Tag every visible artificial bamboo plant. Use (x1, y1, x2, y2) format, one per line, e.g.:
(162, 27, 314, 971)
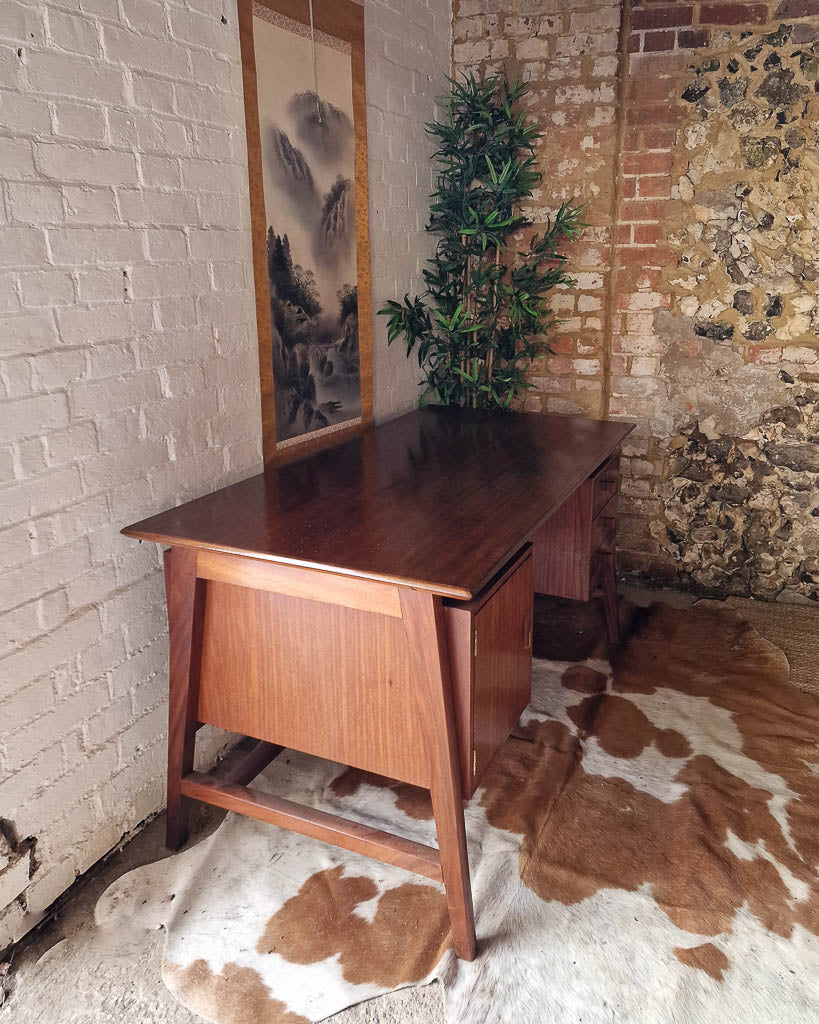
(378, 74, 583, 410)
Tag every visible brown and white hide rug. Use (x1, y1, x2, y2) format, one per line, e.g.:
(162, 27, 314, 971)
(96, 602, 819, 1024)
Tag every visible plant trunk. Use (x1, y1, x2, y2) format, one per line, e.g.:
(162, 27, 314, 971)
(485, 245, 501, 398)
(461, 234, 472, 408)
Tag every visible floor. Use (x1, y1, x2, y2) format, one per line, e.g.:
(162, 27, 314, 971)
(619, 583, 819, 696)
(2, 586, 817, 1023)
(1, 763, 446, 1024)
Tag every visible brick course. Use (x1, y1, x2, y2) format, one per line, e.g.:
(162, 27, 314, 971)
(453, 0, 819, 590)
(455, 0, 624, 420)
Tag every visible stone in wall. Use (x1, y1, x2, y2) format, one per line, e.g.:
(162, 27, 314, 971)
(658, 310, 792, 437)
(668, 24, 819, 351)
(655, 21, 819, 599)
(664, 382, 819, 601)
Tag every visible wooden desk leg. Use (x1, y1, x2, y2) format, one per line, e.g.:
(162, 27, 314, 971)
(163, 546, 206, 851)
(401, 588, 477, 962)
(599, 554, 620, 646)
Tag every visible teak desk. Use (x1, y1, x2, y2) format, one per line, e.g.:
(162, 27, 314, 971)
(123, 407, 633, 960)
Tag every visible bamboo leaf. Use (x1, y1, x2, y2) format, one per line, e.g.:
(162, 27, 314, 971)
(376, 71, 582, 413)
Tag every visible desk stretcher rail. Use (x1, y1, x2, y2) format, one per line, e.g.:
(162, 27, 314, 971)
(181, 770, 444, 882)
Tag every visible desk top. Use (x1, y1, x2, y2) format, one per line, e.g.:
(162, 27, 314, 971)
(123, 407, 633, 600)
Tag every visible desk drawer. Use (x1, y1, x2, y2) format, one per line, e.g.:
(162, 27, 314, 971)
(532, 445, 624, 602)
(446, 546, 533, 797)
(592, 510, 616, 555)
(592, 454, 619, 518)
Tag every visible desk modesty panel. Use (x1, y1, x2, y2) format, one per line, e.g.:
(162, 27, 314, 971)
(123, 407, 634, 600)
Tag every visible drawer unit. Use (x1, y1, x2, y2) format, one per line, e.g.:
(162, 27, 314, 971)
(531, 451, 621, 602)
(591, 500, 616, 555)
(445, 546, 533, 797)
(592, 454, 619, 517)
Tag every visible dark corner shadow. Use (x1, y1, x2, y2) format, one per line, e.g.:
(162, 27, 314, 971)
(533, 593, 642, 663)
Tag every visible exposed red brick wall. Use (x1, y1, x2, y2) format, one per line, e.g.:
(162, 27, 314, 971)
(454, 0, 819, 600)
(454, 0, 624, 420)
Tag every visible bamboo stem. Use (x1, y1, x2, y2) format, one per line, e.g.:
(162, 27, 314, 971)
(485, 245, 501, 395)
(461, 233, 471, 408)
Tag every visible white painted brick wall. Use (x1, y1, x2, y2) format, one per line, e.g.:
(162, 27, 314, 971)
(365, 0, 450, 420)
(0, 0, 452, 950)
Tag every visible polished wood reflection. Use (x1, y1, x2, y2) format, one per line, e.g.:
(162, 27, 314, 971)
(124, 407, 633, 599)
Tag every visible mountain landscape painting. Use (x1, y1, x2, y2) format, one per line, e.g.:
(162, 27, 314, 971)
(250, 4, 362, 446)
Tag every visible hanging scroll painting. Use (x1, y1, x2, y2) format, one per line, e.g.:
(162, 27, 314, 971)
(238, 0, 372, 462)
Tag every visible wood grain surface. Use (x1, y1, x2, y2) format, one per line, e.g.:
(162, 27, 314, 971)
(197, 578, 432, 787)
(400, 586, 477, 961)
(197, 548, 403, 617)
(163, 546, 206, 851)
(123, 407, 633, 599)
(181, 771, 443, 881)
(444, 546, 533, 795)
(472, 552, 532, 787)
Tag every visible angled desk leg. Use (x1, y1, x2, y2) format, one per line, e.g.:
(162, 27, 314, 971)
(163, 546, 206, 851)
(600, 554, 620, 646)
(593, 553, 620, 646)
(401, 588, 477, 962)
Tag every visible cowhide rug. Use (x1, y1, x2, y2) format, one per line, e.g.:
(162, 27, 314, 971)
(96, 602, 819, 1024)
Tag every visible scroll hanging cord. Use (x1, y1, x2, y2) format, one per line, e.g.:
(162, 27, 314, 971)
(308, 0, 322, 125)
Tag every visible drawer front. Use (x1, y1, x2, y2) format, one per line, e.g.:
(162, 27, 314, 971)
(471, 551, 533, 793)
(590, 549, 613, 587)
(532, 446, 623, 602)
(592, 454, 620, 518)
(592, 510, 616, 555)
